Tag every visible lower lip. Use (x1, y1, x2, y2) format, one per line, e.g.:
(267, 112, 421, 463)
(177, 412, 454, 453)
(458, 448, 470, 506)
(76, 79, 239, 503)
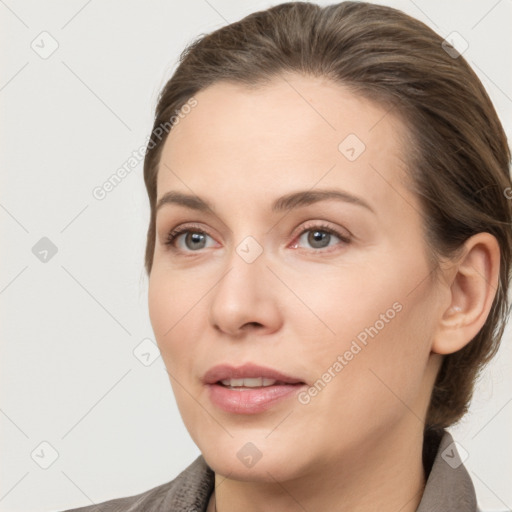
(206, 383, 306, 414)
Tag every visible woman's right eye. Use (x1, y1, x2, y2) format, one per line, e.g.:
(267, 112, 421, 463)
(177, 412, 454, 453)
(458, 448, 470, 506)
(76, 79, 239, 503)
(165, 228, 217, 252)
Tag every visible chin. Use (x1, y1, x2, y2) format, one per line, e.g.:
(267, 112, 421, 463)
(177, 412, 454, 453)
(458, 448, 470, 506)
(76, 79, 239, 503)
(203, 451, 299, 482)
(196, 434, 305, 482)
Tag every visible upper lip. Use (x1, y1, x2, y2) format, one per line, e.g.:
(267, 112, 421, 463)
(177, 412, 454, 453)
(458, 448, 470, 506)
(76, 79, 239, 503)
(202, 363, 305, 385)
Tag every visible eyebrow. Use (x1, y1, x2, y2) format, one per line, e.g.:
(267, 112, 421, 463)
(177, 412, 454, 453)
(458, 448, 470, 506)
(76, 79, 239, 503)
(156, 188, 375, 215)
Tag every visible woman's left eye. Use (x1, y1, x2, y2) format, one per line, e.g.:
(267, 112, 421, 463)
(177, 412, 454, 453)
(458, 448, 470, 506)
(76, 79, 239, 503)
(293, 224, 351, 251)
(164, 223, 351, 254)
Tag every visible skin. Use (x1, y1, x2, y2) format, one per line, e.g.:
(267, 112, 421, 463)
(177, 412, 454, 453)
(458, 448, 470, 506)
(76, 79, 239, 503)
(148, 73, 500, 512)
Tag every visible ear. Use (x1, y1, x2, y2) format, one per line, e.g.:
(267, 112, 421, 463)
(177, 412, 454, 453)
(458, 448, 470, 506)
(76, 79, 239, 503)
(432, 232, 501, 355)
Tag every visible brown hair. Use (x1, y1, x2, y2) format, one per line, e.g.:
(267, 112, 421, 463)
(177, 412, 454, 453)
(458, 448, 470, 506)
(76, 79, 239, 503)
(142, 1, 512, 428)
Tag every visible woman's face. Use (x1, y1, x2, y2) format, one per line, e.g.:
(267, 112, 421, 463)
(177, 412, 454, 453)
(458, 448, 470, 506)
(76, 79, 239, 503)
(148, 74, 445, 481)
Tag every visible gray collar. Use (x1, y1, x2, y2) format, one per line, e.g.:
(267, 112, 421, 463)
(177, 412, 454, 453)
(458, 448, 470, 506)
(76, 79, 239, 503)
(417, 429, 477, 511)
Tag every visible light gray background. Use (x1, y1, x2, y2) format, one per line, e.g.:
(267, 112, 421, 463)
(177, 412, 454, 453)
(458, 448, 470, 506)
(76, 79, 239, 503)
(1, 1, 511, 511)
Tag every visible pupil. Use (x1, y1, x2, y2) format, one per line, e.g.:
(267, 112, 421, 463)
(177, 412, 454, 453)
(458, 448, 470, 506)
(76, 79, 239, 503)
(187, 232, 205, 249)
(308, 230, 330, 248)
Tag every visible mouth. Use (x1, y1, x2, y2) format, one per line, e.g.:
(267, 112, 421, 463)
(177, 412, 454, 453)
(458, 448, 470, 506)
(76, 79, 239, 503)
(202, 362, 305, 385)
(203, 363, 307, 414)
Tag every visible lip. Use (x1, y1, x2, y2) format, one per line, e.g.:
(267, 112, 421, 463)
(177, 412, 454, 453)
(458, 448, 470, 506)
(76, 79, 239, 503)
(203, 363, 307, 415)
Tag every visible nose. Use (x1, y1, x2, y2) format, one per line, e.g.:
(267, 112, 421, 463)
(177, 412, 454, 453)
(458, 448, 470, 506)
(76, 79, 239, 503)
(208, 243, 282, 338)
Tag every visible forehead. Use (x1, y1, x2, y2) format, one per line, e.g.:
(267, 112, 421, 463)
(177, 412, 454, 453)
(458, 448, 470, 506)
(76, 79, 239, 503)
(157, 74, 411, 214)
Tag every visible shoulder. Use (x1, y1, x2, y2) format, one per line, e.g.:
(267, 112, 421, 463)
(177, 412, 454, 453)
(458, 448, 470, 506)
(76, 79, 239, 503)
(56, 455, 214, 512)
(59, 479, 174, 512)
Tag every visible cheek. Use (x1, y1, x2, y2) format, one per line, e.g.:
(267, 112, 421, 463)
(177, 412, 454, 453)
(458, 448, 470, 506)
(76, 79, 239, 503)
(148, 263, 206, 333)
(288, 258, 435, 408)
(281, 264, 400, 352)
(148, 272, 176, 341)
(294, 305, 433, 448)
(148, 270, 199, 366)
(148, 269, 213, 434)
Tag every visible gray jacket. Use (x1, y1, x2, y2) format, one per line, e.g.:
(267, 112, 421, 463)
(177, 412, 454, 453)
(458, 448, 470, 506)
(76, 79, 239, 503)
(59, 430, 477, 511)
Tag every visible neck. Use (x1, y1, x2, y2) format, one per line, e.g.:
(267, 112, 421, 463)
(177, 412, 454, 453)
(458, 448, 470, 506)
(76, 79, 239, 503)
(211, 421, 426, 512)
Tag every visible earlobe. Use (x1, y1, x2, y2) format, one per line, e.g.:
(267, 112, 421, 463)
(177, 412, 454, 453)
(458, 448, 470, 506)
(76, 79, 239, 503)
(432, 232, 500, 355)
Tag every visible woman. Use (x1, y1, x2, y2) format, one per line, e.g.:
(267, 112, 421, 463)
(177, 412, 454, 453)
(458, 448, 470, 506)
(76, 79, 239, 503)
(62, 1, 511, 511)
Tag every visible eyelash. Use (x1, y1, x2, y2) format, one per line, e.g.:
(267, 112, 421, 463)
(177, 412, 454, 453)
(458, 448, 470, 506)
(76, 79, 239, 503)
(164, 221, 351, 255)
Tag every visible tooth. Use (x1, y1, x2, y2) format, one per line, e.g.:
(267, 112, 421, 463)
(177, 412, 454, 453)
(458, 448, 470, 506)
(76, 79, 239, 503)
(241, 377, 262, 387)
(219, 377, 279, 387)
(221, 377, 277, 388)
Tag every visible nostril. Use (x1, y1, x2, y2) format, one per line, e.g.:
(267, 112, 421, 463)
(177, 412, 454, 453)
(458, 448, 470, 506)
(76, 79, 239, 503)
(244, 321, 263, 329)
